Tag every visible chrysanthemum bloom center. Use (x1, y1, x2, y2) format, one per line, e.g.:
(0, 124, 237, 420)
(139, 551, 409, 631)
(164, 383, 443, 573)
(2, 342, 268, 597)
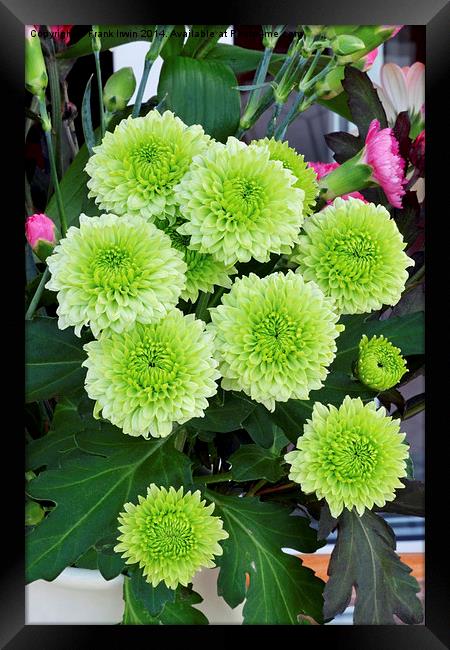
(131, 138, 176, 190)
(222, 177, 264, 220)
(141, 510, 195, 559)
(328, 230, 381, 282)
(127, 340, 179, 392)
(252, 310, 301, 361)
(92, 246, 138, 289)
(322, 430, 378, 483)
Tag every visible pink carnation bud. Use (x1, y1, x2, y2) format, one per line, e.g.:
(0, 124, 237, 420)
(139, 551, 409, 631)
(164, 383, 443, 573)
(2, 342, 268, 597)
(25, 213, 56, 259)
(361, 119, 406, 208)
(410, 130, 425, 177)
(362, 47, 379, 71)
(308, 161, 368, 204)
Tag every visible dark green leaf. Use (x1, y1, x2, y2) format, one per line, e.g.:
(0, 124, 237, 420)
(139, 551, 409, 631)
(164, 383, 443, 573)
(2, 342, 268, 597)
(342, 67, 388, 138)
(25, 318, 92, 403)
(270, 372, 374, 442)
(210, 491, 325, 624)
(58, 25, 156, 59)
(182, 25, 230, 59)
(97, 549, 125, 580)
(190, 392, 256, 433)
(324, 130, 362, 164)
(393, 111, 412, 162)
(160, 25, 185, 59)
(378, 479, 424, 517)
(324, 509, 423, 624)
(318, 504, 338, 540)
(332, 311, 425, 375)
(207, 43, 286, 76)
(242, 404, 277, 448)
(26, 396, 90, 470)
(46, 141, 98, 232)
(122, 575, 207, 624)
(26, 433, 192, 583)
(158, 56, 240, 142)
(228, 440, 287, 483)
(392, 191, 421, 248)
(318, 91, 353, 122)
(81, 74, 95, 155)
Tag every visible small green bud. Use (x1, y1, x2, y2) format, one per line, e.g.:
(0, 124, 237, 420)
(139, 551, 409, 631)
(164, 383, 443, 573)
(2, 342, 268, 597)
(91, 25, 101, 52)
(103, 67, 137, 112)
(303, 25, 325, 37)
(262, 25, 284, 49)
(332, 34, 366, 57)
(25, 26, 48, 99)
(25, 500, 45, 526)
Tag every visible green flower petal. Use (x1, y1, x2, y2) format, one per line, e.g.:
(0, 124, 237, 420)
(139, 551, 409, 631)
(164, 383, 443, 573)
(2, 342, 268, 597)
(291, 197, 414, 314)
(356, 334, 408, 391)
(115, 484, 229, 589)
(156, 217, 237, 303)
(252, 137, 319, 216)
(46, 213, 186, 338)
(208, 271, 344, 411)
(83, 310, 220, 438)
(85, 110, 211, 222)
(174, 137, 305, 266)
(285, 396, 409, 518)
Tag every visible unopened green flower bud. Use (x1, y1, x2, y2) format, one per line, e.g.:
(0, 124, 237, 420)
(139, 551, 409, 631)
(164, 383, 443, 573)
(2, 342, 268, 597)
(303, 25, 325, 37)
(325, 25, 359, 39)
(103, 67, 137, 112)
(91, 25, 101, 52)
(315, 65, 345, 99)
(25, 500, 45, 526)
(332, 34, 366, 57)
(25, 26, 48, 99)
(262, 25, 284, 49)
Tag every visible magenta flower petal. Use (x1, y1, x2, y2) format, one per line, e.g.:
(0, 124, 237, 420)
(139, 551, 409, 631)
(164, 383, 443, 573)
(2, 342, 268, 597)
(362, 119, 406, 208)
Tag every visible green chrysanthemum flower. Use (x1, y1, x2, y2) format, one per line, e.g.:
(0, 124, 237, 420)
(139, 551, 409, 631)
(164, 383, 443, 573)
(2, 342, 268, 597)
(252, 137, 319, 216)
(291, 197, 414, 314)
(174, 137, 305, 266)
(285, 396, 409, 518)
(208, 271, 344, 411)
(115, 485, 229, 589)
(85, 110, 211, 222)
(356, 334, 408, 391)
(83, 309, 220, 437)
(156, 217, 237, 303)
(46, 213, 186, 338)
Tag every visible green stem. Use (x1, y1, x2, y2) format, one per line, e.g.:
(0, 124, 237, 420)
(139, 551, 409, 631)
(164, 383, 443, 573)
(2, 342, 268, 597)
(25, 268, 50, 319)
(208, 286, 226, 309)
(193, 471, 233, 485)
(195, 291, 211, 322)
(47, 38, 63, 178)
(94, 50, 106, 139)
(173, 429, 187, 452)
(239, 46, 273, 133)
(246, 479, 267, 497)
(274, 90, 304, 141)
(38, 98, 68, 237)
(132, 57, 153, 118)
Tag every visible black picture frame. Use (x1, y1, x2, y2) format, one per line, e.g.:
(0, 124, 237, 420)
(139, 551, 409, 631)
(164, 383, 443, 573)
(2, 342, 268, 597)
(3, 0, 448, 646)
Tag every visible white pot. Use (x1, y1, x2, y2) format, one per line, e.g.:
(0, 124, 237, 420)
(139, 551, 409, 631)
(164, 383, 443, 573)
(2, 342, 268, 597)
(26, 566, 244, 625)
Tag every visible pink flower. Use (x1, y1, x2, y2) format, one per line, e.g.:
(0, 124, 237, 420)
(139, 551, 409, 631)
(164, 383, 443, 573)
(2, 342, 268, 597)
(33, 24, 73, 45)
(309, 161, 368, 203)
(361, 47, 379, 71)
(25, 213, 56, 250)
(361, 119, 406, 208)
(375, 62, 425, 126)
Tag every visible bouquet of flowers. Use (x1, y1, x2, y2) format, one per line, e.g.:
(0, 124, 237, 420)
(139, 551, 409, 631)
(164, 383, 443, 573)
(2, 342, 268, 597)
(25, 24, 425, 625)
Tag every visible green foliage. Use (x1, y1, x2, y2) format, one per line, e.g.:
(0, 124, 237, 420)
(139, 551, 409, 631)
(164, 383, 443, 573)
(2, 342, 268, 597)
(342, 66, 388, 138)
(158, 56, 241, 142)
(123, 571, 208, 624)
(181, 25, 230, 59)
(324, 509, 423, 624)
(242, 403, 278, 448)
(210, 491, 325, 624)
(45, 141, 97, 231)
(190, 392, 256, 433)
(25, 318, 92, 403)
(26, 424, 192, 583)
(228, 428, 289, 482)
